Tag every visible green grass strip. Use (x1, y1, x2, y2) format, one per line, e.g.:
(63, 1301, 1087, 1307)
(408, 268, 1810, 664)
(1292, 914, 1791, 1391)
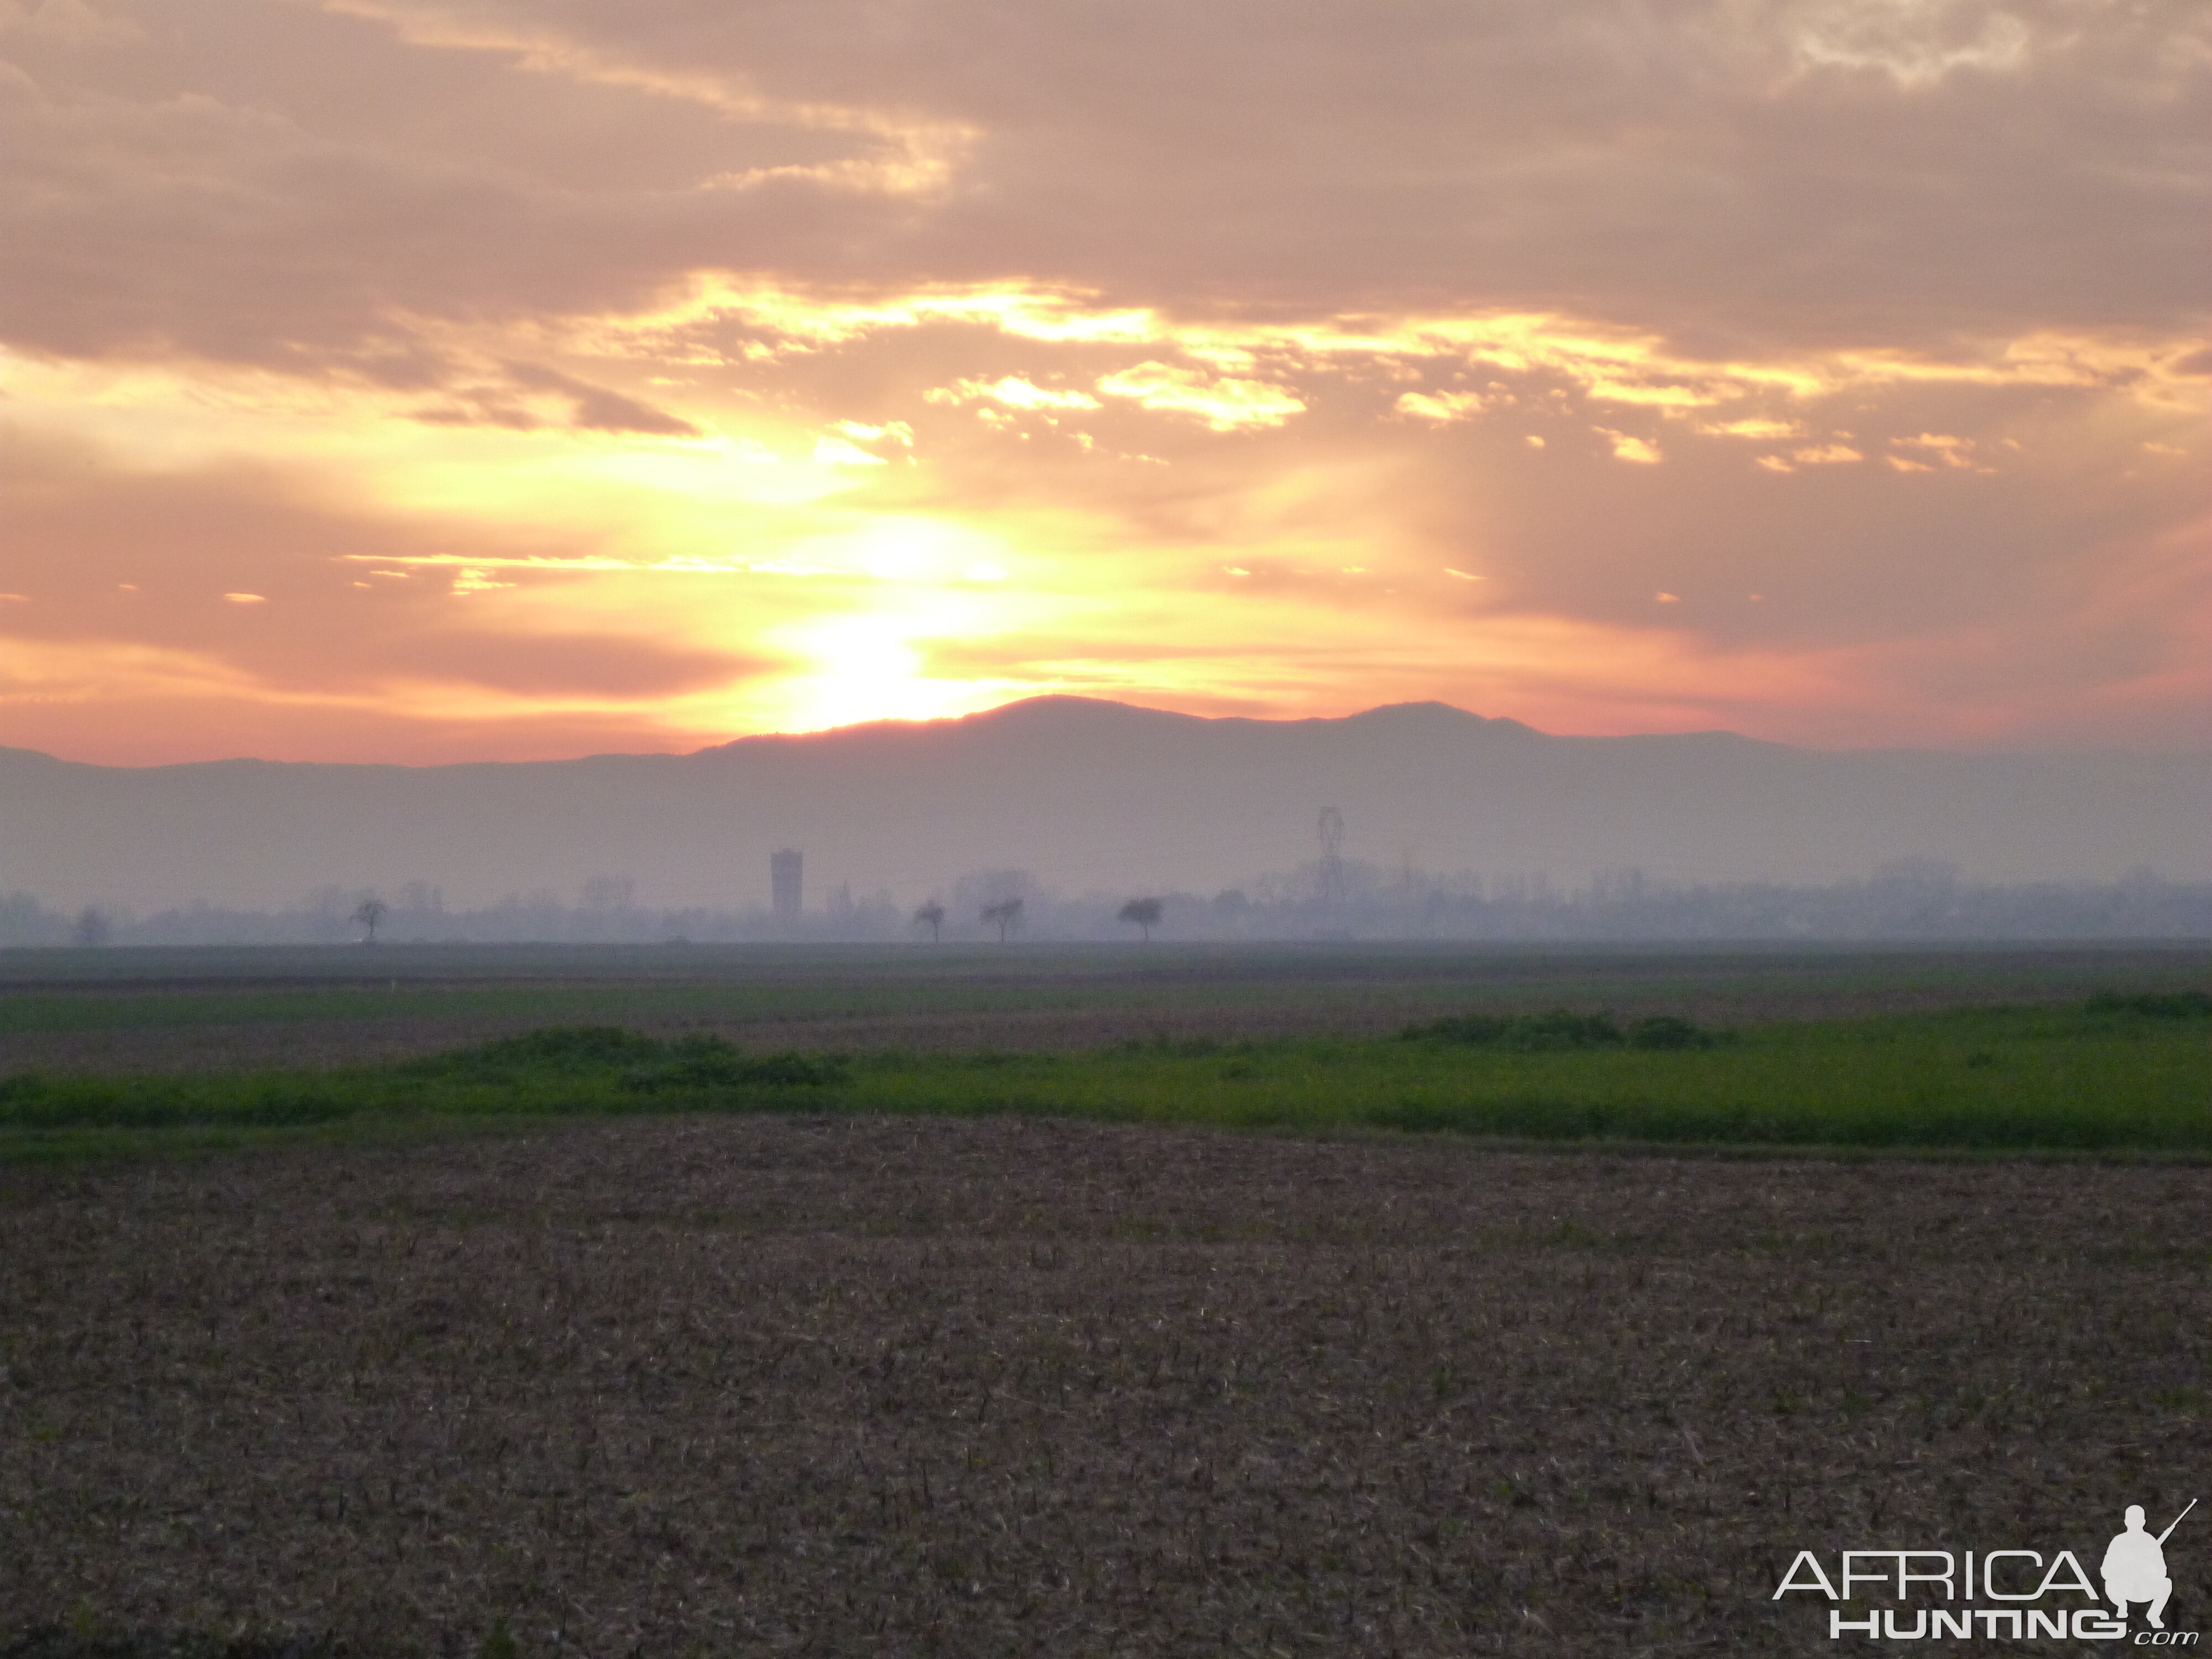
(0, 997, 2204, 1163)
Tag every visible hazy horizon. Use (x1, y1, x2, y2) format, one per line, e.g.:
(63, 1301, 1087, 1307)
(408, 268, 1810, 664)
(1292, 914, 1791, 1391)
(6, 698, 2206, 922)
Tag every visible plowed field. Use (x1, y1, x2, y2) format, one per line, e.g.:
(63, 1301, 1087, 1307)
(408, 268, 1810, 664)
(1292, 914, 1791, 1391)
(3, 1114, 2206, 1657)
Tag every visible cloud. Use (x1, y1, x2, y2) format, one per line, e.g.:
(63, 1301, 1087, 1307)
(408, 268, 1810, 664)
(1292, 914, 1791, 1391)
(1093, 362, 1306, 431)
(1787, 0, 2031, 87)
(1891, 431, 1980, 469)
(404, 362, 700, 434)
(1394, 389, 1488, 425)
(926, 375, 1099, 411)
(1702, 418, 1803, 440)
(0, 427, 774, 733)
(1597, 429, 1662, 465)
(832, 419, 913, 444)
(812, 436, 888, 466)
(0, 0, 2206, 758)
(376, 627, 753, 695)
(3, 0, 2203, 392)
(268, 0, 2208, 350)
(494, 362, 698, 435)
(0, 0, 143, 46)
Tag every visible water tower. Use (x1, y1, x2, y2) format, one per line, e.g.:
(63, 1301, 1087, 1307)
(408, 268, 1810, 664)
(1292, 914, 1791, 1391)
(770, 848, 803, 925)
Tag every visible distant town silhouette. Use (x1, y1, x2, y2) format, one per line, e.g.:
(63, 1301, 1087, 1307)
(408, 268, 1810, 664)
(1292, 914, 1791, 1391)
(3, 698, 2206, 933)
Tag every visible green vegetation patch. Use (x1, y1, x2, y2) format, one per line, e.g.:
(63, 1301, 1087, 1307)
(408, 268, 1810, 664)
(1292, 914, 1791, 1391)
(0, 1027, 847, 1148)
(0, 993, 2204, 1162)
(1400, 1008, 1729, 1050)
(2084, 989, 2212, 1019)
(402, 1025, 853, 1091)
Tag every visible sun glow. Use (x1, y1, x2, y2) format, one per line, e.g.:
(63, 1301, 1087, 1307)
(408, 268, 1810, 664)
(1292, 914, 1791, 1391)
(4, 266, 2205, 763)
(1, 0, 2205, 766)
(761, 602, 1024, 732)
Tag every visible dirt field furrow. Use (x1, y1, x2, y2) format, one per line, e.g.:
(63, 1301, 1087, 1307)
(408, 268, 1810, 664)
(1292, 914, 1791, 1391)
(2, 1117, 2207, 1657)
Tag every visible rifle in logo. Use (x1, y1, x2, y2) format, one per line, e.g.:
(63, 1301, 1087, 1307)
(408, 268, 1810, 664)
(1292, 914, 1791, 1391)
(2105, 1499, 2197, 1631)
(1777, 1501, 2201, 1643)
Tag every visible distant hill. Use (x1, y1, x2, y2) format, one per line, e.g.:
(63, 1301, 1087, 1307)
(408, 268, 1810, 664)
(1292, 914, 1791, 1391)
(2, 697, 2207, 910)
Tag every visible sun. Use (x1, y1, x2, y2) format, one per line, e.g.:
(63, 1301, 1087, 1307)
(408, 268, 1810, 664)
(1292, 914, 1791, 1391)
(748, 521, 1036, 731)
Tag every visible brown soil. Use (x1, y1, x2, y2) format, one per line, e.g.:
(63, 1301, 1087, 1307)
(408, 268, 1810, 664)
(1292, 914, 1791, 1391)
(2, 1117, 2206, 1656)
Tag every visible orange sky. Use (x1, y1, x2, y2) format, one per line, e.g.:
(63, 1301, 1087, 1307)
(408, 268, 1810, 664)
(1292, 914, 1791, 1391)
(2, 0, 2207, 764)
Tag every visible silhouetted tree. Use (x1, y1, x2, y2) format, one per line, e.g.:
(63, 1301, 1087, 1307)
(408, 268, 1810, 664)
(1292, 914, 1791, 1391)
(1117, 896, 1163, 942)
(351, 897, 388, 943)
(913, 900, 946, 942)
(72, 906, 112, 947)
(980, 896, 1023, 943)
(579, 875, 635, 910)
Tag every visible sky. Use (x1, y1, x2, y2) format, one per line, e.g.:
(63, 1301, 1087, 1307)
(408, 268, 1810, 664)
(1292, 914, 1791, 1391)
(1, 0, 2206, 766)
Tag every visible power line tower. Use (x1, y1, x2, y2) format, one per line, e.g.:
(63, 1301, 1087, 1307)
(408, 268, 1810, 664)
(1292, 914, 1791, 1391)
(1316, 807, 1347, 911)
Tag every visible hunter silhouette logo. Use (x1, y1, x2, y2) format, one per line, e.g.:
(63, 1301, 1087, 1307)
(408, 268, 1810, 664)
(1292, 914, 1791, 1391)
(2107, 1500, 2194, 1631)
(1775, 1498, 2199, 1644)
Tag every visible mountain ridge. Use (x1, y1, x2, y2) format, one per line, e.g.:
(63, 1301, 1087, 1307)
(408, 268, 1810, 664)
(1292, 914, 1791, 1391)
(2, 697, 2206, 910)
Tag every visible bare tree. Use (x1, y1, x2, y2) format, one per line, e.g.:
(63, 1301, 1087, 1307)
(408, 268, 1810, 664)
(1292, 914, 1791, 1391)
(71, 906, 112, 947)
(1117, 896, 1163, 942)
(912, 900, 946, 942)
(351, 897, 388, 944)
(980, 896, 1024, 943)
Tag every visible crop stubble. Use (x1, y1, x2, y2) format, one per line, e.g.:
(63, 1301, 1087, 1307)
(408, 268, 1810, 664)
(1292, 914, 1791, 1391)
(1, 1115, 2207, 1657)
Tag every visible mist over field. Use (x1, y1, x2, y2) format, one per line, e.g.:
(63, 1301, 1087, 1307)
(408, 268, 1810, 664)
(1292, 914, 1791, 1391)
(4, 698, 2206, 939)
